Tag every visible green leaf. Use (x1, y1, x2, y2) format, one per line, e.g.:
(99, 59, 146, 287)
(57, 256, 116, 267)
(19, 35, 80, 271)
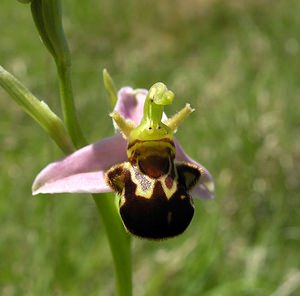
(0, 65, 74, 154)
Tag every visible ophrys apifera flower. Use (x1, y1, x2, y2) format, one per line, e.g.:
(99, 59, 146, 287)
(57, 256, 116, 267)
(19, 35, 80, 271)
(33, 83, 214, 239)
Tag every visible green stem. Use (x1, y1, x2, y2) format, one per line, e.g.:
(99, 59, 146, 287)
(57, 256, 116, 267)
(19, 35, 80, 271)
(31, 0, 86, 148)
(18, 1, 133, 294)
(56, 57, 133, 296)
(56, 62, 86, 148)
(52, 27, 133, 296)
(93, 195, 132, 296)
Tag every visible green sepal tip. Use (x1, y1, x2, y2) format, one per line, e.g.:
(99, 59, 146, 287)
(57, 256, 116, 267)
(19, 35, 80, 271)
(103, 69, 118, 108)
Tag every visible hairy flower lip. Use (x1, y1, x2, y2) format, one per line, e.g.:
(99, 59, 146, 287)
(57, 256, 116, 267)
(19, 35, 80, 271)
(32, 86, 214, 199)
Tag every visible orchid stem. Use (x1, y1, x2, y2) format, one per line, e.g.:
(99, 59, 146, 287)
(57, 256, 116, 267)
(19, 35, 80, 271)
(56, 61, 86, 148)
(93, 195, 132, 296)
(28, 1, 133, 295)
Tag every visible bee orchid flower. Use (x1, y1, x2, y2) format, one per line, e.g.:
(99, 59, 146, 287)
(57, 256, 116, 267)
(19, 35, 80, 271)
(32, 83, 214, 239)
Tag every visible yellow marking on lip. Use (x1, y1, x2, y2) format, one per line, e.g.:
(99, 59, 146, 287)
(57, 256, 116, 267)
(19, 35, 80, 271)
(127, 139, 175, 160)
(129, 165, 155, 199)
(159, 156, 178, 200)
(159, 175, 177, 200)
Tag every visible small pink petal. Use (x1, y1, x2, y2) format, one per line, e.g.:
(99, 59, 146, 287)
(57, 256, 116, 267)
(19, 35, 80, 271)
(32, 135, 127, 195)
(114, 87, 147, 126)
(175, 140, 215, 199)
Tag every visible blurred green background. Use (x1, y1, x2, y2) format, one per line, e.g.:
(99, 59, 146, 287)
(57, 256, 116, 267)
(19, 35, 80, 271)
(1, 0, 300, 295)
